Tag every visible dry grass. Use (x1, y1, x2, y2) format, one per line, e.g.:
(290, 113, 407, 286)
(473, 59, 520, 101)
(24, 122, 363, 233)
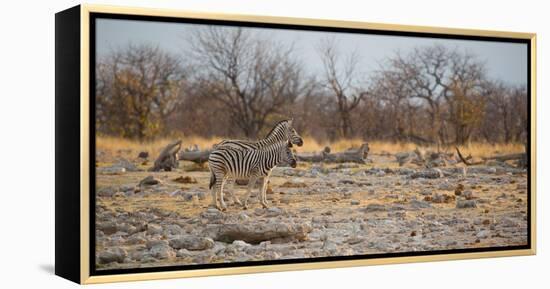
(96, 135, 224, 159)
(96, 135, 524, 159)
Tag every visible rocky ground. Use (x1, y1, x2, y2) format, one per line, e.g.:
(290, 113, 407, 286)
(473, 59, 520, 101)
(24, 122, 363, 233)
(94, 153, 528, 270)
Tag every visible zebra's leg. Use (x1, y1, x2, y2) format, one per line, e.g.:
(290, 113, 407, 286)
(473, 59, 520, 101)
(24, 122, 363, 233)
(242, 176, 257, 210)
(209, 171, 219, 209)
(226, 178, 242, 206)
(219, 176, 228, 211)
(259, 177, 270, 209)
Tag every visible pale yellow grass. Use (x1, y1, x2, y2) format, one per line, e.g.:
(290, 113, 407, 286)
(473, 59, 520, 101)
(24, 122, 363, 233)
(97, 135, 223, 159)
(96, 135, 524, 159)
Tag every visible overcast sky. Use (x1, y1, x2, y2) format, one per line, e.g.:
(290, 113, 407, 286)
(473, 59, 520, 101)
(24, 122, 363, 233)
(96, 18, 528, 85)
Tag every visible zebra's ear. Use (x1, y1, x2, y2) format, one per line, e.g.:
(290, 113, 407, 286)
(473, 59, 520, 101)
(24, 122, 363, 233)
(287, 141, 293, 148)
(288, 118, 294, 125)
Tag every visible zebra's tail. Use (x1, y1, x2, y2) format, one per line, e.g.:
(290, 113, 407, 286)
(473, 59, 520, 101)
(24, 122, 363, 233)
(209, 172, 216, 189)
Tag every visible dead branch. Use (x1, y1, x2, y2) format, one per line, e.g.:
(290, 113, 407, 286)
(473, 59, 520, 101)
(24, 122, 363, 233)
(150, 140, 182, 171)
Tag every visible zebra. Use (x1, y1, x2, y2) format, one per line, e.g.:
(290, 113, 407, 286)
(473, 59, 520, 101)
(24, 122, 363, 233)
(213, 119, 303, 206)
(208, 140, 297, 210)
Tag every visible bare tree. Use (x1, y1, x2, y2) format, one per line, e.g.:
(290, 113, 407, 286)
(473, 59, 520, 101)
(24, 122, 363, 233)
(375, 45, 487, 145)
(317, 38, 366, 138)
(96, 43, 186, 140)
(188, 27, 307, 138)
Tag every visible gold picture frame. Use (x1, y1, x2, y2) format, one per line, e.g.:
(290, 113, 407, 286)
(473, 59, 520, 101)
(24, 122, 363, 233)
(55, 4, 536, 284)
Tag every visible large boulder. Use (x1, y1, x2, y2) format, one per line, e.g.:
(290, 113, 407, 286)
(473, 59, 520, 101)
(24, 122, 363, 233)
(204, 221, 312, 244)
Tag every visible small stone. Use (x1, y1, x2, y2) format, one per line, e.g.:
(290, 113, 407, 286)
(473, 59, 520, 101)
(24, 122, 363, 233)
(456, 200, 477, 209)
(410, 200, 432, 209)
(477, 230, 490, 239)
(146, 239, 169, 249)
(139, 175, 162, 186)
(350, 200, 360, 205)
(410, 168, 443, 179)
(98, 187, 117, 197)
(463, 190, 475, 200)
(375, 171, 386, 177)
(150, 243, 175, 259)
(232, 240, 251, 249)
(126, 234, 147, 245)
(280, 180, 307, 188)
(147, 223, 163, 235)
(97, 248, 127, 264)
(169, 236, 215, 250)
(362, 203, 386, 212)
(138, 151, 149, 158)
(339, 179, 356, 185)
(265, 207, 284, 217)
(431, 193, 455, 204)
(420, 190, 432, 196)
(410, 231, 417, 237)
(201, 208, 224, 220)
(173, 176, 197, 184)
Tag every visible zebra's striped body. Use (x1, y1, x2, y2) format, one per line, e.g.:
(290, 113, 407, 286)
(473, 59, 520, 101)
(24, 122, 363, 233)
(208, 141, 297, 210)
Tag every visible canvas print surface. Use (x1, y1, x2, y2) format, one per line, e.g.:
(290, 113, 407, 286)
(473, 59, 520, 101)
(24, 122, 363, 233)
(93, 16, 530, 271)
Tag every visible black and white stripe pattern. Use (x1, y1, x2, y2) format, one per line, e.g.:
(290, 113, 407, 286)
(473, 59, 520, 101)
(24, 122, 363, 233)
(208, 141, 297, 210)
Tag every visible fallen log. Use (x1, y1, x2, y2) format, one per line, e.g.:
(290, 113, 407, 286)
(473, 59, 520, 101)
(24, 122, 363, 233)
(297, 143, 369, 163)
(484, 153, 525, 162)
(178, 149, 211, 164)
(149, 140, 181, 171)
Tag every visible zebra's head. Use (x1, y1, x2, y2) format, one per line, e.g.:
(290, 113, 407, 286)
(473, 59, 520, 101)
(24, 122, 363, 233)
(285, 119, 304, 147)
(284, 141, 298, 168)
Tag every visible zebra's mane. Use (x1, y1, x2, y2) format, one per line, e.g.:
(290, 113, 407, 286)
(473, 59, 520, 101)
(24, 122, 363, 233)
(263, 119, 291, 140)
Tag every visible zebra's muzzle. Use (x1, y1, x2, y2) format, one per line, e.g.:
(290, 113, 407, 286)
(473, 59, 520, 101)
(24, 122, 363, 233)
(290, 159, 297, 168)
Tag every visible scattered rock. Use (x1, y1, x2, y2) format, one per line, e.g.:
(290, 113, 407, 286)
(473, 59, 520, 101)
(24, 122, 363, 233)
(431, 193, 456, 204)
(139, 175, 162, 186)
(280, 180, 307, 188)
(98, 166, 126, 175)
(350, 200, 360, 205)
(97, 221, 118, 235)
(361, 203, 386, 212)
(410, 168, 443, 179)
(265, 207, 284, 217)
(126, 234, 147, 245)
(138, 151, 149, 159)
(150, 243, 176, 259)
(419, 190, 432, 196)
(339, 179, 355, 185)
(454, 184, 464, 196)
(410, 200, 432, 209)
(205, 222, 312, 244)
(97, 248, 127, 264)
(98, 187, 117, 197)
(173, 176, 198, 184)
(476, 230, 490, 239)
(456, 200, 477, 209)
(463, 190, 475, 200)
(147, 223, 163, 235)
(114, 158, 140, 172)
(169, 236, 215, 250)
